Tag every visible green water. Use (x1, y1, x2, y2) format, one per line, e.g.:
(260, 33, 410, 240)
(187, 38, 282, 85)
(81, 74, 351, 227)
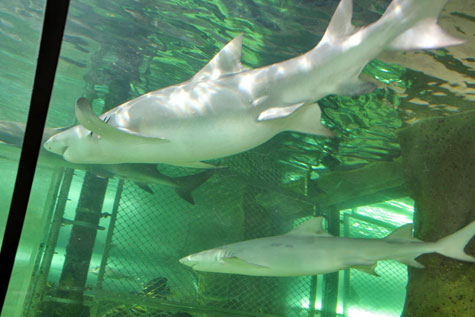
(0, 0, 473, 316)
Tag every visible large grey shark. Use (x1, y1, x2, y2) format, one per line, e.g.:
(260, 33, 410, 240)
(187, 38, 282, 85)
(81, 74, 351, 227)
(179, 217, 475, 276)
(44, 0, 463, 168)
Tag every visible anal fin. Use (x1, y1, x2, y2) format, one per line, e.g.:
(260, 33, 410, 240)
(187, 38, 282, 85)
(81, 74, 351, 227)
(284, 103, 335, 137)
(352, 263, 379, 276)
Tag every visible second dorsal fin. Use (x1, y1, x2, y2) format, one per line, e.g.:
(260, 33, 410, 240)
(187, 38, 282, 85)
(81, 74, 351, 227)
(287, 217, 332, 236)
(319, 0, 355, 45)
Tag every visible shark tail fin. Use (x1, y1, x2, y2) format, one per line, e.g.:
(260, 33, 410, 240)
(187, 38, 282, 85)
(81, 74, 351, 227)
(389, 18, 465, 50)
(173, 169, 214, 204)
(435, 220, 475, 263)
(383, 0, 464, 50)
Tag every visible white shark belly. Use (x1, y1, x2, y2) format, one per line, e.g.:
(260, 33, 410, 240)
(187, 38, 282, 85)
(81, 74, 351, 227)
(91, 84, 282, 164)
(113, 120, 279, 164)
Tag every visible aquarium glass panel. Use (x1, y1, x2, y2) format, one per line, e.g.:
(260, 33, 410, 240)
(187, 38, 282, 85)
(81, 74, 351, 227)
(0, 1, 47, 314)
(2, 0, 473, 316)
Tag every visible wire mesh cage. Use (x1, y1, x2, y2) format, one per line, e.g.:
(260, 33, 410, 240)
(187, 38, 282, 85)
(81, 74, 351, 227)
(76, 160, 413, 317)
(341, 211, 410, 317)
(88, 161, 317, 317)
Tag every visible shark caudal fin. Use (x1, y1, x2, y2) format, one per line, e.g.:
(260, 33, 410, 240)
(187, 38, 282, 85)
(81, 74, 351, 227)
(435, 220, 475, 263)
(383, 0, 465, 50)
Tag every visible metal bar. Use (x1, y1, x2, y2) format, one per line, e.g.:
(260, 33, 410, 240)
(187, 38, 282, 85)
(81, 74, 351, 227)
(350, 211, 399, 229)
(89, 291, 284, 317)
(61, 218, 105, 230)
(342, 213, 351, 317)
(22, 167, 64, 315)
(308, 276, 318, 317)
(25, 168, 74, 316)
(55, 172, 108, 315)
(321, 208, 340, 317)
(0, 0, 70, 310)
(96, 179, 124, 290)
(307, 204, 319, 317)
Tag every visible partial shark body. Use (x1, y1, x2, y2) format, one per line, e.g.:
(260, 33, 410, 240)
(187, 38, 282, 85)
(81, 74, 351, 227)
(0, 120, 211, 204)
(44, 0, 463, 167)
(179, 217, 475, 277)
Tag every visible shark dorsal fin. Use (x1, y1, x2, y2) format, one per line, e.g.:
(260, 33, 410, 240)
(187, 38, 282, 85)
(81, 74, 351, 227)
(192, 33, 247, 81)
(384, 224, 418, 242)
(320, 0, 355, 45)
(288, 217, 331, 236)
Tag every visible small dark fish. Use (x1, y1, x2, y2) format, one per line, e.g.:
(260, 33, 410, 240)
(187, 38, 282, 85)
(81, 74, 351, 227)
(141, 277, 171, 298)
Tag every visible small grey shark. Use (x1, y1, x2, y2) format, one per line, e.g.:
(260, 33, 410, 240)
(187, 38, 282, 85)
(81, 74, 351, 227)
(179, 217, 475, 276)
(43, 0, 463, 168)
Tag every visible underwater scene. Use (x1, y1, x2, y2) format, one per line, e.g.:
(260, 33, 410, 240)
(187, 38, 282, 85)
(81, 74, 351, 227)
(0, 0, 474, 316)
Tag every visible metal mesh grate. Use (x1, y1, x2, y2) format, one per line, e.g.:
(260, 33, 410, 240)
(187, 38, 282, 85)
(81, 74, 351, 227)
(88, 157, 318, 316)
(343, 214, 408, 317)
(86, 158, 411, 317)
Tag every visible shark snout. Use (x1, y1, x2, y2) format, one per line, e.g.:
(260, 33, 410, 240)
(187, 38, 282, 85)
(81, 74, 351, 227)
(179, 255, 193, 267)
(43, 137, 68, 156)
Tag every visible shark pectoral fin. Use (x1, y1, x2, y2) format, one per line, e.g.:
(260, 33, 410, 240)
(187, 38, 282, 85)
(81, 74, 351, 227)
(75, 98, 168, 143)
(134, 182, 154, 194)
(352, 263, 379, 277)
(389, 19, 465, 50)
(166, 161, 221, 169)
(257, 102, 305, 121)
(284, 103, 335, 137)
(222, 257, 269, 269)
